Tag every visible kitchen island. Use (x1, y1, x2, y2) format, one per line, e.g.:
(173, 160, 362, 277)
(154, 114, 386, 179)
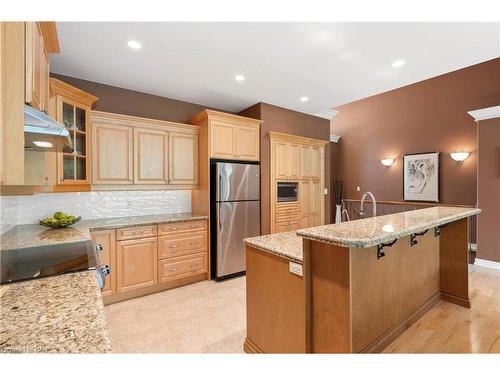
(243, 206, 480, 353)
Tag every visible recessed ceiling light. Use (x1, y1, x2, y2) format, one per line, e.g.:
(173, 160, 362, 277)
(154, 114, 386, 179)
(33, 140, 53, 148)
(234, 74, 245, 82)
(127, 40, 142, 50)
(392, 59, 405, 68)
(300, 96, 309, 102)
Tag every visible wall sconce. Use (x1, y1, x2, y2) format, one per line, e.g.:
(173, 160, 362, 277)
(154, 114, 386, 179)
(450, 151, 470, 162)
(381, 158, 395, 167)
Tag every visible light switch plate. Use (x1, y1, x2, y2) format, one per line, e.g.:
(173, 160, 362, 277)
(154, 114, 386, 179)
(356, 186, 361, 191)
(323, 188, 328, 195)
(289, 261, 303, 277)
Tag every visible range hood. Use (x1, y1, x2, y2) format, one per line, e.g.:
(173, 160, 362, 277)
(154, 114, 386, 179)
(24, 104, 72, 151)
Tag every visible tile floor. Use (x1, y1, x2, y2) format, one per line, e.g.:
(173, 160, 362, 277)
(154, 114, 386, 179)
(105, 265, 500, 353)
(104, 276, 246, 353)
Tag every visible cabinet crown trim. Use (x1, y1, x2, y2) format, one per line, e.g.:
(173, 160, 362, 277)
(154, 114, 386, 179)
(91, 111, 199, 134)
(38, 22, 60, 53)
(190, 109, 263, 127)
(50, 78, 98, 106)
(269, 131, 329, 146)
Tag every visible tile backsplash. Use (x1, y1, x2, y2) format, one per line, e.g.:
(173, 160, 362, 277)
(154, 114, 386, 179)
(0, 190, 191, 230)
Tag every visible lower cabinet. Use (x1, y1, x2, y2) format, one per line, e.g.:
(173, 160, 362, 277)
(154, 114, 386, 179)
(92, 220, 208, 303)
(275, 202, 300, 233)
(116, 237, 158, 293)
(158, 253, 207, 283)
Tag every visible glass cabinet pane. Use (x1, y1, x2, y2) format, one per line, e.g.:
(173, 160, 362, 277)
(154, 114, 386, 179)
(75, 133, 86, 156)
(75, 158, 86, 180)
(63, 155, 75, 180)
(75, 107, 86, 132)
(63, 102, 74, 129)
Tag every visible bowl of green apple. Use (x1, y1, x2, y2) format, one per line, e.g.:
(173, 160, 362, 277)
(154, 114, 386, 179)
(39, 212, 81, 229)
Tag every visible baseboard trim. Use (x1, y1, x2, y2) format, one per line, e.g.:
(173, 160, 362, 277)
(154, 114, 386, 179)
(360, 292, 441, 353)
(243, 338, 264, 353)
(440, 292, 470, 308)
(474, 258, 500, 270)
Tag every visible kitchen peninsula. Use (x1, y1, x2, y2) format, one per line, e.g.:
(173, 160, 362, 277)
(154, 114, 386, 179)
(244, 206, 481, 353)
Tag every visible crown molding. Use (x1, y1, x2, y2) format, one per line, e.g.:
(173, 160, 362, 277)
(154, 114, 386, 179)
(269, 131, 329, 146)
(467, 105, 500, 122)
(190, 109, 263, 127)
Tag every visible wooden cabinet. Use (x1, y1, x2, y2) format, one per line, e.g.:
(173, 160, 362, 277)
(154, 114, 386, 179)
(48, 79, 98, 189)
(25, 22, 49, 112)
(92, 122, 133, 184)
(235, 124, 260, 161)
(1, 22, 58, 186)
(116, 237, 158, 293)
(98, 219, 208, 304)
(274, 202, 300, 233)
(91, 111, 199, 188)
(270, 132, 327, 233)
(134, 128, 168, 184)
(169, 132, 198, 185)
(190, 110, 262, 161)
(91, 230, 117, 297)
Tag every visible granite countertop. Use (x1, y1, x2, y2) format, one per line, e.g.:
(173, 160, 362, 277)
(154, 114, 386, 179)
(0, 213, 208, 251)
(297, 206, 481, 248)
(244, 231, 303, 263)
(0, 271, 112, 353)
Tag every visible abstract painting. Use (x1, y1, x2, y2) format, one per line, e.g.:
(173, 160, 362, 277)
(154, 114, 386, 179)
(403, 152, 439, 202)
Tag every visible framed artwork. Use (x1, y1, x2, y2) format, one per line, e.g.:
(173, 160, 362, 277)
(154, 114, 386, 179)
(403, 152, 440, 202)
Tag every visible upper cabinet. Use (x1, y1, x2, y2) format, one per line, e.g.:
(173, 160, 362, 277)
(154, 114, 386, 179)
(49, 78, 98, 188)
(134, 128, 168, 184)
(0, 22, 59, 186)
(91, 111, 199, 188)
(25, 22, 59, 113)
(190, 110, 262, 161)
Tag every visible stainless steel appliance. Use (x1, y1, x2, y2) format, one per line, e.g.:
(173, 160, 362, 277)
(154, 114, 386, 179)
(277, 182, 298, 202)
(0, 240, 110, 288)
(211, 161, 260, 280)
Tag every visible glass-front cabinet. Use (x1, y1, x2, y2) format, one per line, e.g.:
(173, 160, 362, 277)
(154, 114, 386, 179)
(50, 78, 98, 189)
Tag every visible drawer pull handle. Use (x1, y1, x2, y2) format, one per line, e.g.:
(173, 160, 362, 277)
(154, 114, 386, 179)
(189, 242, 198, 245)
(169, 227, 177, 231)
(170, 244, 179, 248)
(169, 267, 178, 272)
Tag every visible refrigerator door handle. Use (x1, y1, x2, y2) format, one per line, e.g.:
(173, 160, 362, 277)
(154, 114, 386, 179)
(218, 203, 222, 231)
(219, 173, 223, 203)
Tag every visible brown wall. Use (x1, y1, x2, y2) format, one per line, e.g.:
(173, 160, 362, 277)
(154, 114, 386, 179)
(331, 58, 500, 207)
(51, 74, 222, 123)
(477, 117, 500, 262)
(239, 103, 331, 234)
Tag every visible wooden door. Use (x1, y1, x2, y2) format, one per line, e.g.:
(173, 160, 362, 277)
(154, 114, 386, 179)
(299, 180, 310, 229)
(300, 145, 311, 179)
(134, 128, 168, 184)
(91, 230, 116, 297)
(310, 146, 321, 180)
(287, 143, 300, 179)
(308, 180, 322, 227)
(169, 132, 198, 185)
(92, 123, 133, 184)
(210, 120, 235, 159)
(274, 141, 288, 180)
(116, 237, 158, 293)
(235, 125, 260, 161)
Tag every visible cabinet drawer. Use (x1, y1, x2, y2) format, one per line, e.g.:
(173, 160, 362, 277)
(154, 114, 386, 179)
(158, 253, 207, 283)
(116, 225, 157, 241)
(276, 203, 299, 215)
(158, 232, 207, 260)
(276, 211, 300, 223)
(158, 220, 207, 236)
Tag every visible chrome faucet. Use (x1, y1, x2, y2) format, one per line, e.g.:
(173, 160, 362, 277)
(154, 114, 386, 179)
(341, 208, 350, 222)
(360, 191, 377, 218)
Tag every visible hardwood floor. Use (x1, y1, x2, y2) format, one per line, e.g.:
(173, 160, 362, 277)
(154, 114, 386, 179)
(104, 265, 500, 353)
(384, 265, 500, 353)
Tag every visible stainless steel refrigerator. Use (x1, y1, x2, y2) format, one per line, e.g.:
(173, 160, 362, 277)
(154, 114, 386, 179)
(211, 161, 260, 280)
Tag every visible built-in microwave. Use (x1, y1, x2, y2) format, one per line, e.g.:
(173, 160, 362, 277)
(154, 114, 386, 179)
(277, 182, 298, 202)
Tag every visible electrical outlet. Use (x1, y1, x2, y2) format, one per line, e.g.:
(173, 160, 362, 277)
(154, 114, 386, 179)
(323, 188, 328, 195)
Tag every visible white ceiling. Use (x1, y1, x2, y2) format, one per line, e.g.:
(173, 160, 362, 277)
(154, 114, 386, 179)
(51, 22, 500, 118)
